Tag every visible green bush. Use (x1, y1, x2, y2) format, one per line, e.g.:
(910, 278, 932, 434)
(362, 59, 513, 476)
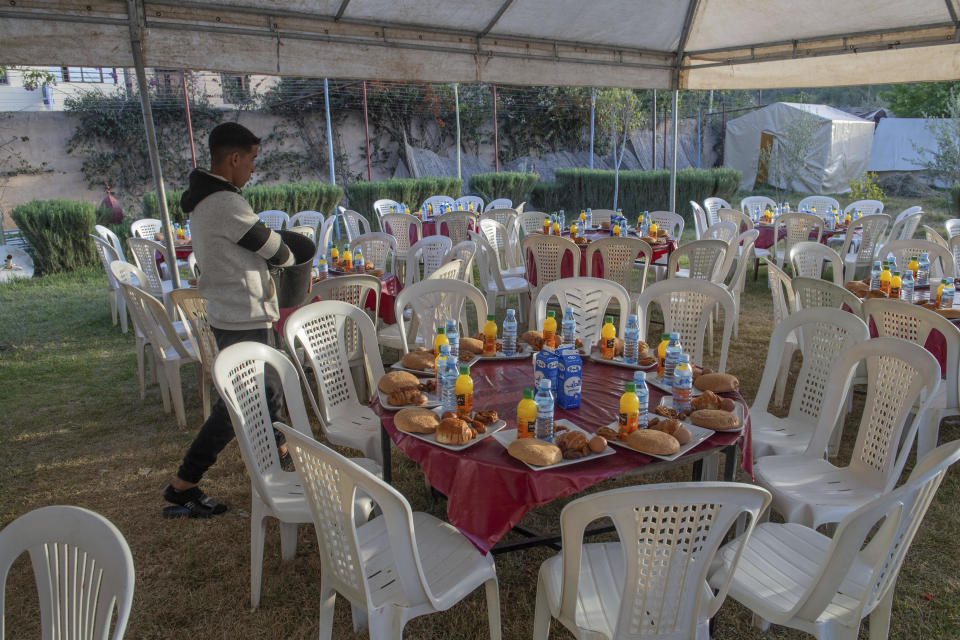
(10, 200, 98, 275)
(345, 177, 462, 228)
(144, 182, 344, 224)
(468, 172, 539, 207)
(711, 168, 741, 203)
(530, 181, 563, 212)
(142, 189, 187, 223)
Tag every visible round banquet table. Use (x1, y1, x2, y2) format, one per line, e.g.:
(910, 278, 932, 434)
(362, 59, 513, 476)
(754, 223, 848, 251)
(374, 355, 753, 553)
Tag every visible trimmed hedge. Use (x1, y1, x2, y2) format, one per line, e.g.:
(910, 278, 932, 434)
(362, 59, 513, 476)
(345, 177, 462, 228)
(10, 200, 97, 275)
(528, 168, 742, 223)
(469, 172, 539, 208)
(143, 182, 344, 224)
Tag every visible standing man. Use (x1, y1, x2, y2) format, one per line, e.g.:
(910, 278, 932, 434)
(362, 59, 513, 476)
(164, 122, 292, 517)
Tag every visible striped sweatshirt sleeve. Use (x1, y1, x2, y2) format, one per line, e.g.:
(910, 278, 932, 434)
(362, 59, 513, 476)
(236, 221, 295, 267)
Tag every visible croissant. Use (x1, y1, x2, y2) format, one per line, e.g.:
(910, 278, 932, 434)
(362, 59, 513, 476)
(691, 390, 722, 411)
(387, 388, 428, 406)
(649, 418, 692, 444)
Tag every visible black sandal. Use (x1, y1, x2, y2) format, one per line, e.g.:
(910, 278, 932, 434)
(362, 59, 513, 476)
(164, 485, 229, 516)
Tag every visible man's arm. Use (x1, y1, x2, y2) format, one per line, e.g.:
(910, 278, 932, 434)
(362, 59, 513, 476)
(236, 222, 295, 267)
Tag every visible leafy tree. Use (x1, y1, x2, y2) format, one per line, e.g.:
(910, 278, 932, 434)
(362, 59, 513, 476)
(883, 82, 960, 117)
(757, 109, 822, 200)
(596, 89, 646, 210)
(910, 87, 960, 187)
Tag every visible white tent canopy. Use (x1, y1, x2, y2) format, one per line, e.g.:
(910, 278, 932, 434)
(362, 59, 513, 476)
(724, 102, 875, 194)
(2, 0, 959, 90)
(869, 117, 944, 171)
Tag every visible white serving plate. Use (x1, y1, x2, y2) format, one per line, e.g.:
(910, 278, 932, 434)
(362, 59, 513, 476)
(602, 417, 715, 462)
(377, 387, 440, 411)
(476, 342, 533, 360)
(657, 396, 744, 433)
(492, 420, 616, 471)
(588, 350, 657, 370)
(390, 353, 480, 375)
(397, 408, 506, 451)
(643, 370, 704, 397)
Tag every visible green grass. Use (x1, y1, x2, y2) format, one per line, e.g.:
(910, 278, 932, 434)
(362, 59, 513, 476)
(1, 254, 959, 638)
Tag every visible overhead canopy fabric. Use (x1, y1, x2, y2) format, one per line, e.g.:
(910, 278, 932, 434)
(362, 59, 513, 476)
(1, 0, 959, 89)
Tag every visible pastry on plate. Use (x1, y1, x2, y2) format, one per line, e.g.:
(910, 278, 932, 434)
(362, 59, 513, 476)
(394, 408, 441, 434)
(378, 370, 421, 394)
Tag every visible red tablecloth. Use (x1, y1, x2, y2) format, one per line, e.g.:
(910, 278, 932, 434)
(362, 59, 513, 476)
(274, 271, 402, 333)
(374, 357, 752, 553)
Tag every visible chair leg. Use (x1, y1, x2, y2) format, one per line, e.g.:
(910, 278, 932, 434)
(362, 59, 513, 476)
(109, 289, 118, 325)
(279, 521, 298, 561)
(351, 604, 369, 634)
(773, 344, 795, 407)
(317, 577, 338, 640)
(119, 294, 129, 333)
(533, 572, 552, 640)
(484, 576, 503, 640)
(157, 365, 172, 413)
(201, 369, 212, 420)
(136, 341, 147, 400)
(917, 410, 943, 461)
(166, 364, 188, 428)
(368, 607, 404, 640)
(868, 587, 894, 640)
(250, 510, 267, 610)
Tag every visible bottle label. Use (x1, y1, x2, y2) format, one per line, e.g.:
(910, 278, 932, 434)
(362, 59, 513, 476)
(602, 337, 615, 359)
(543, 329, 555, 347)
(456, 392, 473, 417)
(618, 411, 639, 438)
(518, 419, 532, 439)
(483, 334, 496, 356)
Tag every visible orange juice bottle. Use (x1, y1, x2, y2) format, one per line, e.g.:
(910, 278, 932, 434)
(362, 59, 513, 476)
(543, 217, 551, 234)
(482, 314, 498, 356)
(552, 220, 560, 235)
(455, 365, 473, 418)
(612, 220, 621, 236)
(649, 222, 659, 237)
(433, 327, 449, 386)
(907, 256, 919, 281)
(330, 244, 339, 267)
(516, 388, 537, 438)
(880, 263, 892, 295)
(937, 279, 945, 307)
(570, 222, 578, 241)
(657, 332, 670, 378)
(844, 211, 852, 226)
(579, 210, 587, 228)
(890, 271, 902, 298)
(542, 310, 557, 348)
(342, 248, 353, 271)
(617, 382, 640, 440)
(600, 315, 616, 360)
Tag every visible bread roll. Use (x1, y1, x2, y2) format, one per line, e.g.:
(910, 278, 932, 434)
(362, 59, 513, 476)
(387, 388, 428, 407)
(401, 349, 435, 371)
(649, 418, 692, 445)
(625, 429, 680, 455)
(435, 417, 474, 445)
(521, 330, 545, 350)
(459, 337, 484, 354)
(507, 438, 562, 466)
(937, 307, 960, 320)
(394, 408, 441, 434)
(845, 281, 869, 296)
(863, 289, 888, 299)
(693, 373, 739, 393)
(378, 370, 421, 394)
(689, 409, 741, 431)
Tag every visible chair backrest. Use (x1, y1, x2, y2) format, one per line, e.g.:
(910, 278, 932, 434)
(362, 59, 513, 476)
(312, 274, 382, 354)
(406, 235, 452, 285)
(839, 214, 891, 270)
(726, 229, 759, 290)
(878, 239, 955, 280)
(443, 240, 477, 281)
(380, 213, 422, 257)
(257, 210, 289, 231)
(109, 261, 153, 337)
(690, 200, 709, 239)
(121, 281, 193, 362)
(169, 288, 218, 370)
(703, 220, 738, 244)
(283, 300, 386, 427)
(374, 198, 402, 228)
(843, 199, 884, 216)
(791, 277, 863, 316)
(862, 298, 960, 411)
(888, 205, 923, 240)
(477, 218, 515, 273)
(125, 237, 167, 297)
(478, 209, 518, 240)
(586, 237, 652, 299)
(557, 482, 769, 639)
(522, 234, 580, 301)
(436, 212, 475, 245)
(394, 279, 487, 353)
(740, 195, 776, 216)
(776, 212, 823, 260)
(316, 214, 338, 261)
(422, 195, 455, 212)
(94, 224, 125, 259)
(469, 230, 508, 294)
(428, 259, 464, 282)
(751, 308, 869, 427)
(484, 198, 512, 212)
(590, 209, 616, 226)
(788, 241, 843, 285)
(289, 225, 316, 242)
(186, 252, 199, 279)
(765, 259, 796, 327)
(636, 278, 736, 372)
(703, 197, 731, 225)
(212, 341, 313, 509)
(455, 195, 485, 212)
(276, 425, 438, 612)
(945, 218, 960, 238)
(922, 224, 949, 249)
(289, 210, 324, 232)
(91, 235, 122, 292)
(349, 232, 398, 271)
(951, 235, 960, 279)
(797, 195, 840, 214)
(647, 210, 684, 239)
(716, 208, 754, 233)
(667, 239, 728, 282)
(130, 217, 162, 239)
(0, 505, 135, 640)
(534, 277, 630, 351)
(517, 211, 547, 236)
(341, 209, 372, 243)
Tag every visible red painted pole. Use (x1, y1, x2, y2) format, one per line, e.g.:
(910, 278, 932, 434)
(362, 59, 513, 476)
(492, 84, 499, 172)
(181, 71, 196, 168)
(362, 80, 372, 181)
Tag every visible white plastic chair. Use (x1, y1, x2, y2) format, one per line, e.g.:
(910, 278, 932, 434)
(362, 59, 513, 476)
(470, 230, 530, 323)
(315, 213, 338, 263)
(717, 207, 754, 232)
(951, 235, 960, 279)
(405, 235, 452, 286)
(589, 209, 616, 227)
(690, 200, 709, 239)
(636, 278, 736, 372)
(750, 308, 870, 459)
(373, 198, 402, 230)
(257, 210, 289, 231)
(771, 212, 823, 268)
(798, 195, 840, 214)
(422, 194, 456, 212)
(522, 234, 580, 327)
(485, 197, 512, 211)
(350, 232, 398, 272)
(667, 238, 728, 282)
(436, 211, 475, 245)
(533, 277, 628, 352)
(126, 236, 175, 314)
(456, 195, 485, 212)
(722, 229, 759, 338)
(877, 238, 955, 280)
(711, 440, 960, 640)
(169, 288, 218, 420)
(427, 260, 463, 281)
(340, 208, 372, 243)
(130, 217, 162, 239)
(284, 300, 387, 465)
(791, 277, 863, 316)
(586, 236, 652, 309)
(922, 224, 949, 249)
(276, 425, 502, 640)
(883, 206, 923, 244)
(647, 210, 684, 239)
(478, 218, 525, 279)
(443, 239, 477, 281)
(289, 210, 324, 233)
(380, 212, 421, 273)
(517, 210, 547, 236)
(837, 213, 890, 282)
(534, 482, 769, 640)
(704, 196, 731, 225)
(395, 279, 488, 354)
(740, 195, 777, 216)
(789, 240, 843, 285)
(754, 337, 941, 528)
(478, 207, 518, 231)
(186, 252, 199, 279)
(0, 505, 134, 640)
(946, 218, 960, 239)
(703, 220, 738, 244)
(94, 223, 125, 259)
(91, 235, 128, 332)
(863, 298, 960, 458)
(289, 225, 316, 243)
(843, 199, 884, 216)
(766, 259, 798, 406)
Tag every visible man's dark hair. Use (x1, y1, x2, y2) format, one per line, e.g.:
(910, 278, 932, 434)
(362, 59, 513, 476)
(209, 122, 260, 164)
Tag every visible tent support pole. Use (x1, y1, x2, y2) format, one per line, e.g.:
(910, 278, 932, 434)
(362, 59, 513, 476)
(669, 89, 679, 213)
(589, 88, 596, 169)
(128, 1, 180, 289)
(324, 78, 335, 185)
(362, 80, 371, 181)
(651, 89, 657, 169)
(492, 84, 499, 172)
(454, 83, 462, 184)
(181, 71, 196, 168)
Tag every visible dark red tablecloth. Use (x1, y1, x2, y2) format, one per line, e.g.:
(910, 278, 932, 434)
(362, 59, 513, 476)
(754, 224, 845, 250)
(867, 315, 948, 372)
(274, 271, 402, 333)
(374, 357, 752, 553)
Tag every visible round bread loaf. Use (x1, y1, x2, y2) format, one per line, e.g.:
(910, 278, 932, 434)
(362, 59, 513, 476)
(863, 289, 888, 299)
(435, 417, 474, 445)
(507, 438, 562, 466)
(459, 337, 484, 354)
(845, 281, 869, 296)
(401, 349, 435, 371)
(937, 307, 960, 320)
(626, 429, 680, 455)
(378, 370, 421, 394)
(693, 372, 739, 393)
(394, 408, 441, 434)
(689, 409, 741, 431)
(521, 330, 545, 350)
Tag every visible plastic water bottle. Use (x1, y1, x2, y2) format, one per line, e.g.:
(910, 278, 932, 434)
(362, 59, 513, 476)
(561, 307, 576, 347)
(889, 255, 897, 273)
(559, 209, 566, 230)
(664, 332, 682, 387)
(917, 252, 930, 287)
(353, 247, 364, 272)
(441, 351, 459, 412)
(185, 221, 191, 240)
(445, 319, 460, 361)
(633, 371, 649, 428)
(534, 379, 555, 442)
(586, 208, 593, 229)
(623, 314, 640, 364)
(673, 354, 693, 413)
(942, 278, 956, 309)
(317, 258, 328, 281)
(869, 261, 882, 291)
(901, 269, 915, 303)
(503, 308, 518, 356)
